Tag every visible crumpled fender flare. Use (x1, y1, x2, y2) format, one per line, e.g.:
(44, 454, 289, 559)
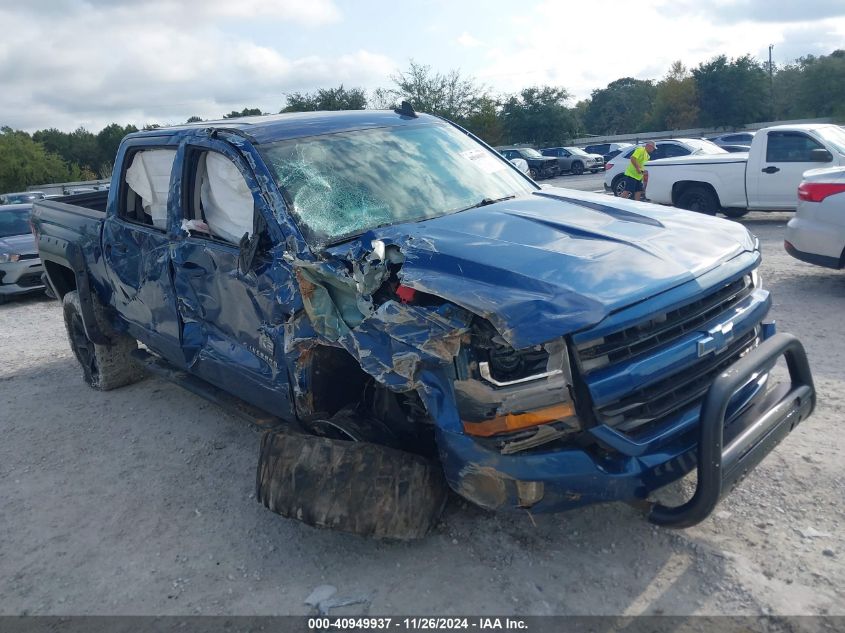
(58, 243, 113, 345)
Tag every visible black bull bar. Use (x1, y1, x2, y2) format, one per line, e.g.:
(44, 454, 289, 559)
(648, 333, 816, 528)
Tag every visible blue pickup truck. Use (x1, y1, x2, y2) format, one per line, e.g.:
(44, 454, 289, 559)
(31, 107, 816, 539)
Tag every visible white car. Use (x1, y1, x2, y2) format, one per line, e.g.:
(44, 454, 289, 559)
(603, 139, 726, 197)
(785, 166, 845, 268)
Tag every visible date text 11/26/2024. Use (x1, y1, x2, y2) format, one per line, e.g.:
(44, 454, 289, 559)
(307, 617, 528, 630)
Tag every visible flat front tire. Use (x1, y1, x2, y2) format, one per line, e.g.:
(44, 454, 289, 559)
(256, 429, 448, 540)
(62, 291, 144, 390)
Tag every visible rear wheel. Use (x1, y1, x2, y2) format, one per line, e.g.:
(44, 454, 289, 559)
(721, 208, 749, 219)
(612, 175, 626, 197)
(677, 185, 720, 215)
(62, 291, 144, 390)
(256, 429, 448, 540)
(571, 161, 584, 175)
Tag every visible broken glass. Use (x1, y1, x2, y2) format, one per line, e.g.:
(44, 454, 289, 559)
(260, 122, 535, 246)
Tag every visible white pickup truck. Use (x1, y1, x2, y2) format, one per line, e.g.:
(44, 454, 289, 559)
(646, 124, 845, 218)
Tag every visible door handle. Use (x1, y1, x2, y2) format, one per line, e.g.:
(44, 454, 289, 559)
(761, 166, 780, 174)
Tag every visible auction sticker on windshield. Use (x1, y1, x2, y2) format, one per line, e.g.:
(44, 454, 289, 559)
(460, 148, 507, 174)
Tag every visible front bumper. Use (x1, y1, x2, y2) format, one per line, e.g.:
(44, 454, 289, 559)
(0, 258, 44, 296)
(437, 333, 815, 527)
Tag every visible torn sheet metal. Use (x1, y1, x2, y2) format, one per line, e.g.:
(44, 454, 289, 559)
(290, 256, 471, 390)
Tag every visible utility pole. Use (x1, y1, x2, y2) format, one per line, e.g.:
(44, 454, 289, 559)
(768, 44, 775, 119)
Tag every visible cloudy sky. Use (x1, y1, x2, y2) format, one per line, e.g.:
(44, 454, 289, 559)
(2, 0, 844, 133)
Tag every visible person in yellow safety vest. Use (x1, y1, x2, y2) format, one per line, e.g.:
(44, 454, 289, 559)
(620, 141, 656, 201)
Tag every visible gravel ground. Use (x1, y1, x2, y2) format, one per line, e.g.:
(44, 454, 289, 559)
(0, 208, 843, 617)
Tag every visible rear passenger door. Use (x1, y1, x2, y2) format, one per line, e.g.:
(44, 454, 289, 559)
(170, 141, 294, 416)
(103, 143, 182, 361)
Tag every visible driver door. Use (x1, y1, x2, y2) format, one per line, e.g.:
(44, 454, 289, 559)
(170, 141, 294, 416)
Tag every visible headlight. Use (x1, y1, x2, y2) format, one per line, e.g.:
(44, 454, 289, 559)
(457, 324, 578, 440)
(0, 253, 21, 263)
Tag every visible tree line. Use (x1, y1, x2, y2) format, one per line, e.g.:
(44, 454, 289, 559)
(2, 50, 843, 193)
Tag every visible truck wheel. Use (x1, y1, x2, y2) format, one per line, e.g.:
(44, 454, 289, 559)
(571, 161, 584, 175)
(612, 175, 626, 197)
(721, 208, 749, 219)
(62, 290, 144, 391)
(677, 185, 720, 215)
(256, 429, 448, 540)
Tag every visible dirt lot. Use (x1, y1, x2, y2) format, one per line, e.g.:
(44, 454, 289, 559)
(0, 210, 843, 616)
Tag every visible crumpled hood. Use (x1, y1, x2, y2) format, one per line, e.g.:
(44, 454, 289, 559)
(0, 233, 37, 255)
(334, 188, 756, 348)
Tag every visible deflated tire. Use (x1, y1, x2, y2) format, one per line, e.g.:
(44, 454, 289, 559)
(62, 290, 145, 391)
(256, 429, 448, 540)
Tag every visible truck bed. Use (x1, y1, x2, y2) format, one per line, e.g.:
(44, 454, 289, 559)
(32, 193, 107, 238)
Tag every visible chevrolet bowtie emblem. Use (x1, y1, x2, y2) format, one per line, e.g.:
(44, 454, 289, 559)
(697, 321, 735, 357)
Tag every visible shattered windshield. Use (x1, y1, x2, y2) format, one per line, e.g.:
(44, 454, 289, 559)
(260, 122, 535, 245)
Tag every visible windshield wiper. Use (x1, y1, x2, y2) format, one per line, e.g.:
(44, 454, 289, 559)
(459, 195, 516, 212)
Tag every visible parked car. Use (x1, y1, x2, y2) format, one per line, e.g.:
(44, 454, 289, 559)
(604, 139, 727, 197)
(583, 142, 634, 163)
(0, 203, 45, 302)
(509, 157, 530, 175)
(647, 124, 845, 218)
(707, 132, 756, 148)
(0, 191, 46, 205)
(785, 166, 845, 268)
(497, 147, 559, 179)
(32, 110, 815, 539)
(720, 145, 751, 153)
(540, 147, 603, 174)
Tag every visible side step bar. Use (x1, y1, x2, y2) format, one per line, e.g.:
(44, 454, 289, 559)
(130, 348, 287, 431)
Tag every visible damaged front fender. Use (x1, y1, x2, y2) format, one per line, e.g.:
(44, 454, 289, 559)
(285, 242, 473, 434)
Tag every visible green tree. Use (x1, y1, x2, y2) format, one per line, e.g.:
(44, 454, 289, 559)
(32, 126, 100, 175)
(96, 123, 138, 176)
(584, 77, 657, 135)
(795, 50, 845, 119)
(185, 115, 204, 123)
(223, 108, 263, 119)
(384, 60, 488, 120)
(282, 85, 367, 112)
(571, 99, 591, 138)
(462, 95, 504, 146)
(500, 86, 575, 146)
(0, 127, 82, 192)
(650, 61, 699, 130)
(692, 54, 768, 128)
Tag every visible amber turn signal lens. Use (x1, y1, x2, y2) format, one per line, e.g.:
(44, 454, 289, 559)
(462, 402, 575, 437)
